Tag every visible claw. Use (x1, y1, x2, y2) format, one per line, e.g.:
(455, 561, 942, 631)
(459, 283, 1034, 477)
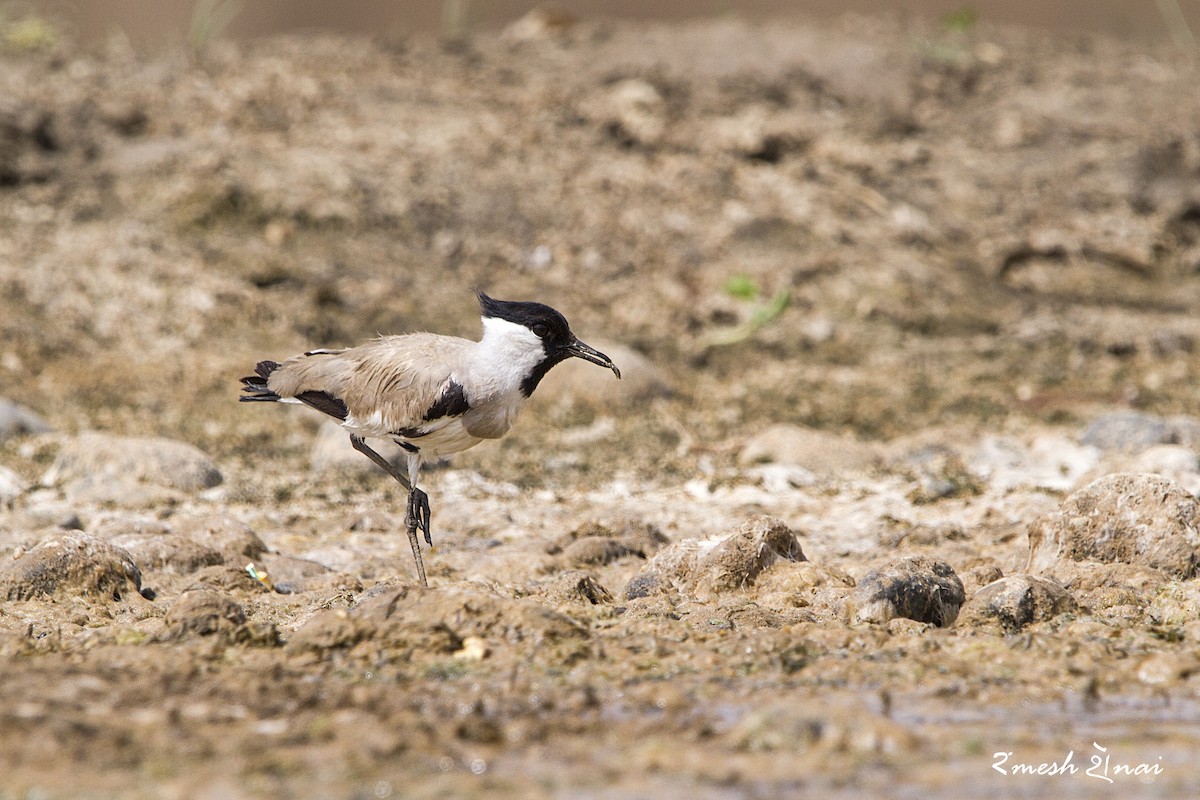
(406, 487, 433, 547)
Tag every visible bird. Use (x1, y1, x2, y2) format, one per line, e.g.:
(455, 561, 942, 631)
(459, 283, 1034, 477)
(239, 291, 621, 588)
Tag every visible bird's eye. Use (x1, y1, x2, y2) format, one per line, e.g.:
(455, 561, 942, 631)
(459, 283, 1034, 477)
(532, 322, 549, 338)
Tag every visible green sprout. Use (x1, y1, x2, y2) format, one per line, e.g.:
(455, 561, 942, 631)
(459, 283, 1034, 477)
(2, 14, 58, 51)
(941, 7, 978, 33)
(704, 284, 790, 349)
(189, 0, 244, 60)
(723, 273, 759, 301)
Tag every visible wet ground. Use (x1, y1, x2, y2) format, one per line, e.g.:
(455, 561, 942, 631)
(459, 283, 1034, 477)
(2, 10, 1200, 799)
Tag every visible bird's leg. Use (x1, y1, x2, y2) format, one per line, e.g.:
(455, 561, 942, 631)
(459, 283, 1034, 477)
(407, 487, 432, 545)
(349, 434, 411, 490)
(349, 435, 428, 588)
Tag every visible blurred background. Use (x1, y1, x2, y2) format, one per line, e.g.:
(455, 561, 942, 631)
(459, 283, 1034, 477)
(18, 0, 1200, 45)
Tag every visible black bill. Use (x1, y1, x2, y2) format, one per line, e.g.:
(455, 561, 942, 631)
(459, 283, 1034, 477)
(565, 339, 621, 379)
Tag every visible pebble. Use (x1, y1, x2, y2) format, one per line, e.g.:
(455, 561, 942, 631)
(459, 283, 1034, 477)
(739, 423, 880, 475)
(625, 516, 807, 601)
(0, 532, 151, 601)
(42, 432, 222, 492)
(957, 574, 1078, 632)
(1148, 581, 1200, 627)
(1026, 473, 1200, 579)
(1080, 411, 1200, 454)
(969, 433, 1099, 492)
(534, 570, 613, 605)
(1136, 652, 1199, 686)
(0, 465, 27, 506)
(106, 530, 225, 575)
(852, 556, 965, 627)
(161, 589, 248, 640)
(171, 515, 268, 563)
(348, 585, 591, 662)
(584, 79, 666, 147)
(0, 398, 52, 442)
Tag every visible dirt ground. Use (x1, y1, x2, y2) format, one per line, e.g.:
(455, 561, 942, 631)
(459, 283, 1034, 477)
(3, 10, 1200, 799)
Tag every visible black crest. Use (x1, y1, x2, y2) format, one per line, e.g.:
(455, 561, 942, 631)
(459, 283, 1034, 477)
(477, 292, 572, 341)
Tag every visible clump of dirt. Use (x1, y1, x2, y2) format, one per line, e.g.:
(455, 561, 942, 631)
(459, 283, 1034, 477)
(2, 12, 1200, 799)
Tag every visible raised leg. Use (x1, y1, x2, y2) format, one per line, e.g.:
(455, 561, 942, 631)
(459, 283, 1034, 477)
(350, 435, 429, 588)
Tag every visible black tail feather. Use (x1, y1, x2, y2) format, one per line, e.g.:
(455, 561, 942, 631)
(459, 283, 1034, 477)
(239, 360, 281, 402)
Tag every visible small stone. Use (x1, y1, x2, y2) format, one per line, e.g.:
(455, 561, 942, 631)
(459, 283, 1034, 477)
(535, 570, 613, 605)
(969, 434, 1100, 492)
(106, 532, 225, 575)
(1136, 652, 1198, 686)
(161, 590, 248, 640)
(452, 636, 490, 662)
(285, 609, 366, 653)
(0, 398, 52, 443)
(501, 5, 577, 42)
(42, 432, 222, 492)
(1026, 473, 1200, 579)
(0, 532, 148, 601)
(1081, 411, 1171, 454)
(172, 515, 269, 564)
(0, 465, 27, 506)
(852, 556, 964, 627)
(559, 536, 642, 567)
(739, 424, 879, 475)
(624, 572, 660, 600)
(586, 79, 666, 147)
(958, 575, 1078, 632)
(1149, 582, 1200, 626)
(627, 516, 807, 600)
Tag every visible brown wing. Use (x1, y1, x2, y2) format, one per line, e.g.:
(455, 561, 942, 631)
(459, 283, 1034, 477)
(266, 334, 471, 435)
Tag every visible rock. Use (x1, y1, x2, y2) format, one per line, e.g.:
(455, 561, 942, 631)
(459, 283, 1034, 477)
(309, 420, 407, 474)
(0, 532, 150, 601)
(623, 572, 661, 600)
(627, 516, 807, 600)
(1080, 411, 1197, 454)
(0, 465, 27, 506)
(957, 575, 1078, 632)
(1149, 582, 1200, 627)
(754, 561, 856, 616)
(350, 585, 591, 662)
(550, 519, 669, 570)
(1055, 562, 1167, 619)
(172, 515, 268, 564)
(535, 341, 669, 411)
(501, 5, 577, 42)
(1128, 445, 1200, 494)
(1026, 473, 1200, 579)
(285, 609, 366, 653)
(559, 536, 642, 566)
(0, 398, 52, 442)
(42, 432, 222, 492)
(969, 434, 1100, 492)
(535, 570, 613, 605)
(161, 589, 248, 640)
(106, 532, 225, 575)
(549, 519, 669, 561)
(1136, 653, 1199, 686)
(852, 556, 964, 627)
(739, 424, 880, 475)
(902, 446, 981, 504)
(584, 79, 666, 147)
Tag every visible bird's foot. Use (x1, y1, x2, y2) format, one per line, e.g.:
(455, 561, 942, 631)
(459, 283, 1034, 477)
(406, 487, 432, 546)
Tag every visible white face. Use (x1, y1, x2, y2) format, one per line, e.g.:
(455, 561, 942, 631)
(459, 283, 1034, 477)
(475, 317, 548, 394)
